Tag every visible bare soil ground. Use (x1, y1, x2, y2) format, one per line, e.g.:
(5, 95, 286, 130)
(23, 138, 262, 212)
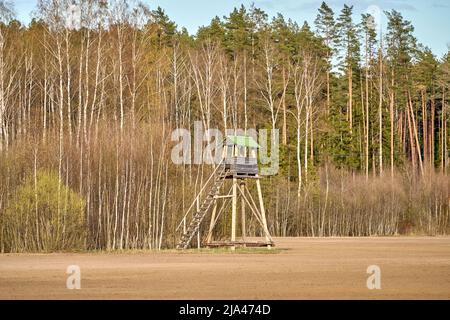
(1, 237, 449, 300)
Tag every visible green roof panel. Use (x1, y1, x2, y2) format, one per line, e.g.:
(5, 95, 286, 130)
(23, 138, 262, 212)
(226, 135, 260, 148)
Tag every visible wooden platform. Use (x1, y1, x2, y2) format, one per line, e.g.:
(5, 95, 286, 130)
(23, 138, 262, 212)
(224, 157, 259, 177)
(205, 241, 275, 248)
(223, 172, 259, 179)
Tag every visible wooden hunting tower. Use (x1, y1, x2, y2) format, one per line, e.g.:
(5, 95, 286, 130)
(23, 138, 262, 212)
(176, 135, 274, 250)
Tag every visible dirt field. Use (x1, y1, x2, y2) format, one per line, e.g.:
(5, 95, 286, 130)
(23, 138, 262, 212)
(1, 237, 449, 299)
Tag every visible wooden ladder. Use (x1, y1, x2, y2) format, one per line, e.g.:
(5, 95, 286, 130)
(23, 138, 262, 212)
(176, 166, 226, 250)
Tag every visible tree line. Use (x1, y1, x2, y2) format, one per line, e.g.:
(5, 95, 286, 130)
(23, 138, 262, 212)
(0, 0, 448, 252)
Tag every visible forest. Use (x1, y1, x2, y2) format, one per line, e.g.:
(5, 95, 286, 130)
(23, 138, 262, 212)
(0, 0, 449, 252)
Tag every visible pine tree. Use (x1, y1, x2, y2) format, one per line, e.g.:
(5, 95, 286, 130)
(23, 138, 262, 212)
(223, 5, 252, 53)
(438, 50, 450, 172)
(271, 13, 297, 145)
(151, 6, 177, 47)
(413, 47, 438, 167)
(248, 4, 268, 66)
(197, 16, 225, 43)
(336, 5, 360, 134)
(360, 13, 377, 178)
(385, 10, 419, 174)
(314, 1, 335, 114)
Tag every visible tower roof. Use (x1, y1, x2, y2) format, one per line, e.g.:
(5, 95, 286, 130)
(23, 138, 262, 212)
(226, 135, 260, 148)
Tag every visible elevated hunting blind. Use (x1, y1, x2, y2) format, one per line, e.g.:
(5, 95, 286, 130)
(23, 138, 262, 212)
(224, 135, 259, 178)
(176, 135, 274, 250)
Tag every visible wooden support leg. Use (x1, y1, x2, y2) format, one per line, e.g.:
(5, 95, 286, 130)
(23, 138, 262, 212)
(207, 201, 218, 244)
(256, 177, 271, 249)
(196, 198, 200, 249)
(231, 178, 237, 251)
(241, 182, 246, 245)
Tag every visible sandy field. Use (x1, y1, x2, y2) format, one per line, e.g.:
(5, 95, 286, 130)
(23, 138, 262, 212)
(0, 237, 449, 300)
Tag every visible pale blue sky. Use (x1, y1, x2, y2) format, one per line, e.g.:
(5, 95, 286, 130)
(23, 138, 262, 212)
(13, 0, 450, 58)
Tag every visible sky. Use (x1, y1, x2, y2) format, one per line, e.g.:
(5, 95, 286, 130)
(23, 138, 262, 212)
(13, 0, 450, 58)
